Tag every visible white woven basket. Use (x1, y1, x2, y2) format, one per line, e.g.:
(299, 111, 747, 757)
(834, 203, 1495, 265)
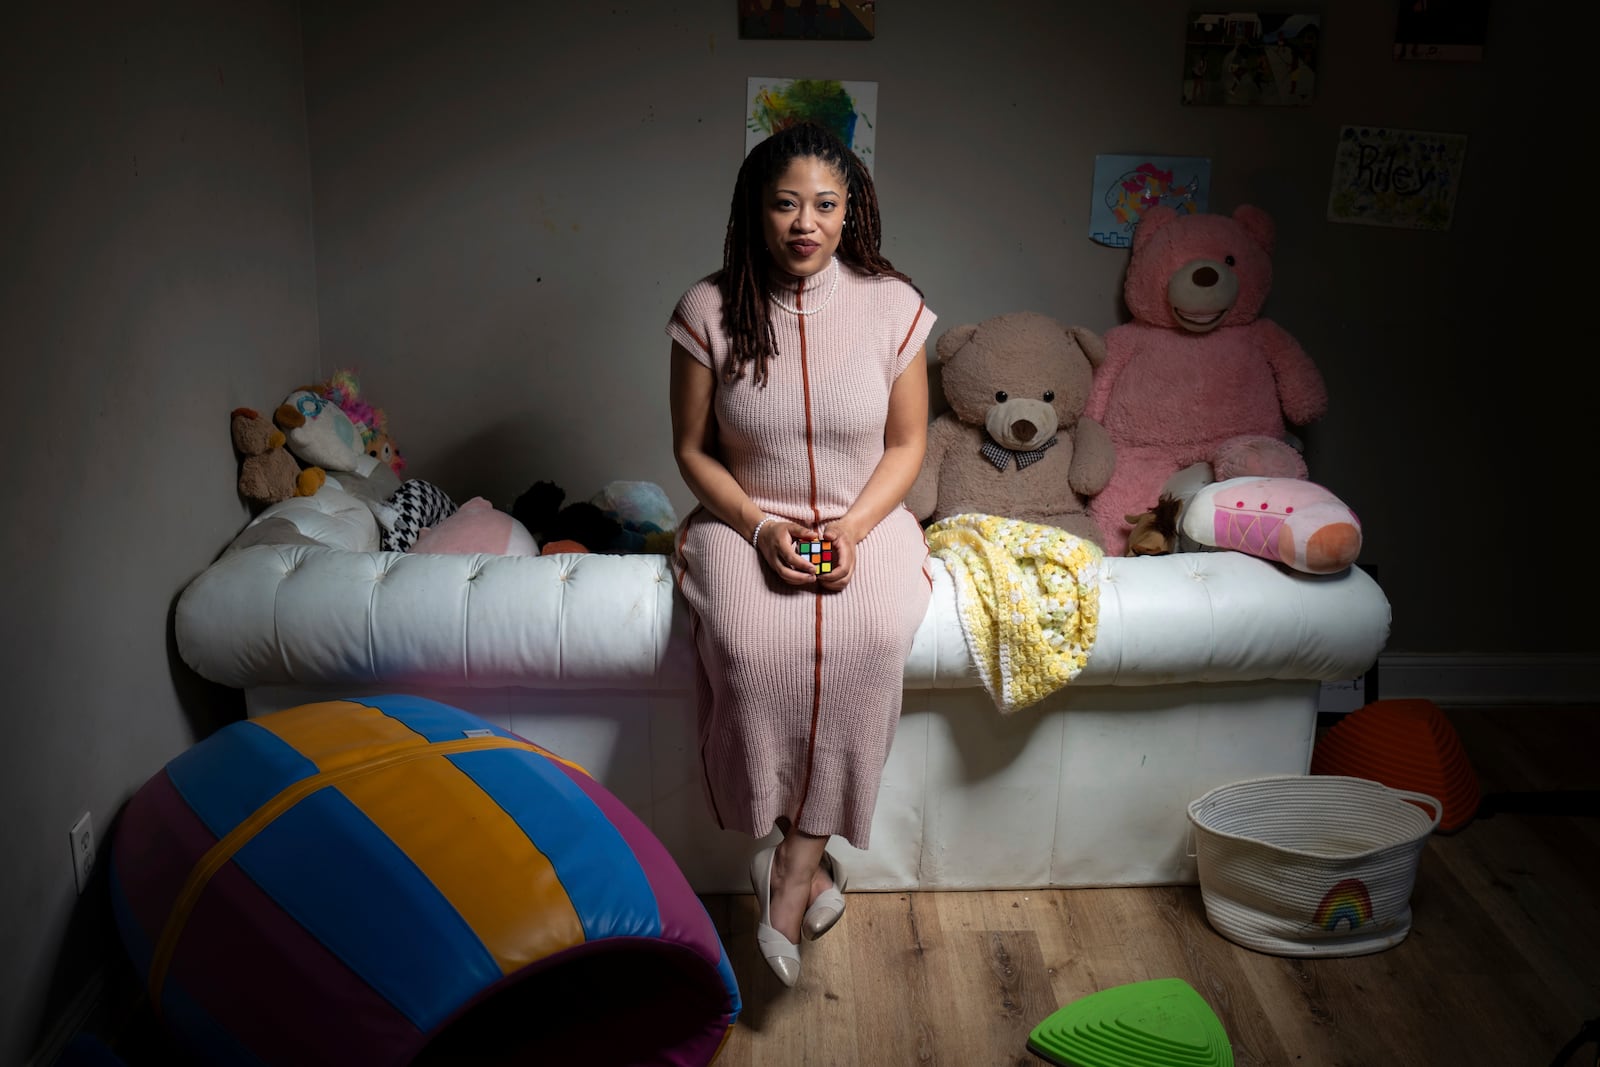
(1187, 774, 1441, 957)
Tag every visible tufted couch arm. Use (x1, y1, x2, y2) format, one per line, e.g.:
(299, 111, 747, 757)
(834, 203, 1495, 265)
(175, 544, 1389, 693)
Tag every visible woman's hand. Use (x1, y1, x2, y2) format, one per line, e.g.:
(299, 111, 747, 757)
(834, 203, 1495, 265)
(816, 519, 862, 591)
(756, 518, 822, 587)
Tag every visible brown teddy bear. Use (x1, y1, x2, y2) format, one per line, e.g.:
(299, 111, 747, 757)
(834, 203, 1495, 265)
(232, 407, 325, 507)
(906, 311, 1115, 546)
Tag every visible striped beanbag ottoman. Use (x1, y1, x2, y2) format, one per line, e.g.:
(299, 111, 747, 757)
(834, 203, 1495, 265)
(111, 694, 740, 1066)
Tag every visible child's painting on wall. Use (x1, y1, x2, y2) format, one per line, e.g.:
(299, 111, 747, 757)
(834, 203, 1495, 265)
(1326, 126, 1468, 230)
(746, 77, 878, 174)
(739, 0, 876, 41)
(1181, 12, 1321, 106)
(1089, 155, 1211, 248)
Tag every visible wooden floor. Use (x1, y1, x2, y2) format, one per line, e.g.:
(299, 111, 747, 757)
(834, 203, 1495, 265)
(699, 706, 1600, 1067)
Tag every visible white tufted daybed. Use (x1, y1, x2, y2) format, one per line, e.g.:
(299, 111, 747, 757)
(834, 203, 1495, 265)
(175, 485, 1390, 893)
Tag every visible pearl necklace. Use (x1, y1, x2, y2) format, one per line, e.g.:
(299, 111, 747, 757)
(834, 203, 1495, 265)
(770, 256, 840, 316)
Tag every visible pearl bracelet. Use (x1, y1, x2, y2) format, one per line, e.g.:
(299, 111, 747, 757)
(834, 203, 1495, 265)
(751, 515, 779, 550)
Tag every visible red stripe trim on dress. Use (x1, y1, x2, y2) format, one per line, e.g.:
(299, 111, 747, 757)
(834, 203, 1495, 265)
(673, 311, 711, 357)
(792, 290, 823, 826)
(794, 591, 824, 827)
(897, 301, 926, 356)
(797, 285, 821, 528)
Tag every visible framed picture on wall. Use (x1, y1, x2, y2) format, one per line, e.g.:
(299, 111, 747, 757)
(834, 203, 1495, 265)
(1326, 126, 1468, 230)
(746, 77, 878, 173)
(1088, 154, 1211, 248)
(1181, 12, 1321, 106)
(738, 0, 876, 40)
(1394, 0, 1489, 60)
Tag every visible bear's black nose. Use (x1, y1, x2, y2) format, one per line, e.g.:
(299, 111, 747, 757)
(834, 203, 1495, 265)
(1193, 266, 1219, 287)
(1011, 420, 1037, 442)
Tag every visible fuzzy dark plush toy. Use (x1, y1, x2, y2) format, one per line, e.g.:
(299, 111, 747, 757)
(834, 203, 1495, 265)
(510, 481, 624, 554)
(1123, 493, 1183, 556)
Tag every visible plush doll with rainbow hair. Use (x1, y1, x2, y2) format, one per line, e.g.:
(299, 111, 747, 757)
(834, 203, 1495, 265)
(317, 369, 406, 474)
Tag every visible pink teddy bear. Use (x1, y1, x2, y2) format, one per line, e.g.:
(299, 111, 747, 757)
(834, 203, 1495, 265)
(1086, 204, 1358, 571)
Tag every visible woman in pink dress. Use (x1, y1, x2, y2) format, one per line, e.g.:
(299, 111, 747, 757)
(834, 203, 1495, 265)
(667, 122, 936, 986)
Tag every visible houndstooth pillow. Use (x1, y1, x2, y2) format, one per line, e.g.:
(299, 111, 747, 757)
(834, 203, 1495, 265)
(376, 479, 456, 552)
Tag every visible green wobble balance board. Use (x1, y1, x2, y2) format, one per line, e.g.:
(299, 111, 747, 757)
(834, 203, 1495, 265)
(1027, 978, 1233, 1067)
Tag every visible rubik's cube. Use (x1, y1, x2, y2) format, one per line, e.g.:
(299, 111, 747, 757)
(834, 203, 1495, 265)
(796, 539, 834, 574)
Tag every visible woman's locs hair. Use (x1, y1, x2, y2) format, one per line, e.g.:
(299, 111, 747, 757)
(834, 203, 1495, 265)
(717, 120, 919, 387)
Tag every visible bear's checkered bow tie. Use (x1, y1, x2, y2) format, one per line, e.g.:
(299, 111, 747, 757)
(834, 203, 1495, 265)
(980, 435, 1057, 471)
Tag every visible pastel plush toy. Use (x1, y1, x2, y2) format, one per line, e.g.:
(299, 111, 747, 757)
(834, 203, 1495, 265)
(230, 407, 325, 507)
(1123, 462, 1361, 574)
(274, 387, 380, 476)
(408, 497, 537, 556)
(1086, 204, 1333, 557)
(906, 311, 1115, 546)
(588, 480, 679, 554)
(317, 369, 406, 475)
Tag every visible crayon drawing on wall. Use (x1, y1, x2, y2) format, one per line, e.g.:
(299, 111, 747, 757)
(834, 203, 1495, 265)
(738, 0, 876, 40)
(746, 77, 878, 174)
(1181, 12, 1321, 106)
(1089, 155, 1211, 248)
(1326, 126, 1468, 231)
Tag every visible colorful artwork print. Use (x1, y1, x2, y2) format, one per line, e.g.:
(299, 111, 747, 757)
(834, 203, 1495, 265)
(1394, 0, 1489, 60)
(746, 77, 878, 175)
(1181, 12, 1321, 106)
(738, 0, 876, 40)
(1089, 155, 1210, 248)
(1327, 125, 1468, 231)
(1313, 878, 1375, 932)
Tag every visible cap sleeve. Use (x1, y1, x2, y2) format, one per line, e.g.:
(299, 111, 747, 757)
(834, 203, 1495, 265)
(893, 293, 936, 379)
(665, 276, 722, 370)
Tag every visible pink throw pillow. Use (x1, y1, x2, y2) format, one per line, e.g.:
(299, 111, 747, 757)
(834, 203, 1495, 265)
(408, 497, 537, 556)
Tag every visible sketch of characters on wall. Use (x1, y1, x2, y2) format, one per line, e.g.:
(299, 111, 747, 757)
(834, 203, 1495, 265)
(1106, 164, 1202, 236)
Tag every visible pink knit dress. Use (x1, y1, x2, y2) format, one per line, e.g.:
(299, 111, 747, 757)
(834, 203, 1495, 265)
(667, 261, 936, 848)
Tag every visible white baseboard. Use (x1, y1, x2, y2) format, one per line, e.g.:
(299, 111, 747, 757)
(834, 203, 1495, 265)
(1375, 654, 1600, 706)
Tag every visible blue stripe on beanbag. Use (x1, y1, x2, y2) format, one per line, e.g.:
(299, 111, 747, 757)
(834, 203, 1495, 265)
(349, 694, 520, 744)
(232, 785, 498, 1032)
(449, 747, 661, 943)
(164, 721, 318, 838)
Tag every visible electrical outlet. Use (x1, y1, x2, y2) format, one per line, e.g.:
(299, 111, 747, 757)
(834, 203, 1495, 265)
(69, 812, 95, 894)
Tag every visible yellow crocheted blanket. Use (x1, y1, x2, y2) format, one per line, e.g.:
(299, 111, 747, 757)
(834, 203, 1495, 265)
(926, 514, 1103, 714)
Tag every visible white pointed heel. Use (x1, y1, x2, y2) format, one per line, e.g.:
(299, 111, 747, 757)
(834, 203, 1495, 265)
(803, 849, 848, 941)
(750, 845, 801, 987)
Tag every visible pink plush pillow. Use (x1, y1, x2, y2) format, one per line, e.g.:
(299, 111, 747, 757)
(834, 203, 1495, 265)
(407, 497, 537, 556)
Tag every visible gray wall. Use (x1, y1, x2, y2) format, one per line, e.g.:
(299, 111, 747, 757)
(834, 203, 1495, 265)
(0, 5, 319, 1062)
(0, 0, 1581, 1059)
(304, 0, 1578, 656)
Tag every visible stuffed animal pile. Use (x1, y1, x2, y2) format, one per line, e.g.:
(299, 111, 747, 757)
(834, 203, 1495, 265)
(908, 204, 1361, 575)
(1085, 204, 1359, 573)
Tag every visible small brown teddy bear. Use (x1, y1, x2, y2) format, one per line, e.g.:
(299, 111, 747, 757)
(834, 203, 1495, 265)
(231, 407, 325, 507)
(906, 311, 1115, 546)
